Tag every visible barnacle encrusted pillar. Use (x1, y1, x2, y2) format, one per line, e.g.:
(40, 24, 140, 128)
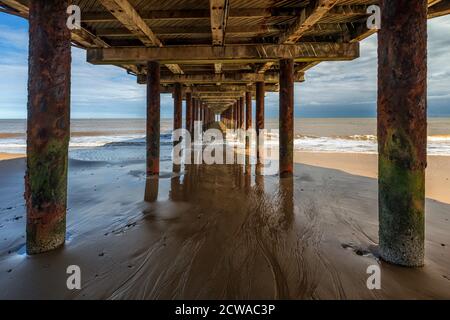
(378, 0, 427, 267)
(25, 0, 71, 255)
(279, 59, 294, 178)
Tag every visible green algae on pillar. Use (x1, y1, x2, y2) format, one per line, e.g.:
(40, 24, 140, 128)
(378, 0, 427, 267)
(25, 0, 71, 255)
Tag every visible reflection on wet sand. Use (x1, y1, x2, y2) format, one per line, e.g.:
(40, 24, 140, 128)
(1, 153, 449, 299)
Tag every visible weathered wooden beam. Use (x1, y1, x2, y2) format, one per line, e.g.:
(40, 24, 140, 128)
(0, 0, 144, 76)
(279, 0, 340, 44)
(279, 59, 294, 178)
(210, 0, 230, 46)
(296, 61, 320, 72)
(258, 62, 275, 74)
(82, 8, 299, 23)
(214, 63, 222, 74)
(26, 0, 71, 255)
(83, 6, 372, 23)
(96, 25, 282, 37)
(378, 0, 427, 267)
(0, 0, 27, 16)
(349, 22, 377, 43)
(428, 0, 450, 18)
(326, 5, 369, 17)
(88, 43, 359, 65)
(161, 72, 283, 84)
(98, 0, 184, 74)
(98, 0, 162, 47)
(137, 72, 289, 85)
(162, 84, 279, 95)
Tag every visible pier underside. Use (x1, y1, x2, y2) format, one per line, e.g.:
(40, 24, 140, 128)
(1, 0, 449, 267)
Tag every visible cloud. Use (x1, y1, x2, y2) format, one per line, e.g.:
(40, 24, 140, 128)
(0, 13, 449, 119)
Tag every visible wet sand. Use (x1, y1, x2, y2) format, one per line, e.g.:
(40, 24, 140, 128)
(0, 153, 24, 161)
(0, 153, 449, 299)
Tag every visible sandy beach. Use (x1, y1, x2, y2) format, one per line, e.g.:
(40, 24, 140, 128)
(0, 153, 24, 161)
(0, 151, 449, 299)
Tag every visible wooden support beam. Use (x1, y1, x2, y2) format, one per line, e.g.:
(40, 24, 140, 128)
(26, 0, 71, 255)
(0, 0, 143, 76)
(138, 72, 290, 84)
(98, 0, 162, 47)
(98, 0, 184, 74)
(0, 0, 27, 16)
(147, 61, 161, 176)
(210, 0, 230, 46)
(157, 84, 279, 94)
(161, 72, 284, 84)
(214, 63, 223, 74)
(349, 22, 377, 43)
(80, 8, 258, 23)
(165, 64, 184, 74)
(279, 59, 294, 178)
(279, 0, 340, 44)
(258, 62, 275, 74)
(80, 6, 377, 23)
(378, 0, 427, 267)
(88, 43, 360, 65)
(96, 25, 283, 37)
(428, 0, 450, 18)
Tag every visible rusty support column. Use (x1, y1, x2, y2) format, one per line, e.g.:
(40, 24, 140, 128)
(279, 59, 294, 178)
(173, 83, 182, 136)
(245, 91, 252, 131)
(256, 82, 265, 174)
(26, 0, 71, 255)
(233, 103, 237, 130)
(186, 92, 193, 136)
(245, 91, 253, 178)
(146, 61, 160, 177)
(240, 96, 245, 129)
(202, 104, 206, 131)
(378, 0, 427, 267)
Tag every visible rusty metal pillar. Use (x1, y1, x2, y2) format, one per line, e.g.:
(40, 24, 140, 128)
(173, 83, 183, 173)
(245, 91, 253, 131)
(240, 96, 245, 129)
(186, 91, 193, 136)
(245, 91, 253, 178)
(173, 83, 182, 135)
(233, 103, 237, 129)
(279, 59, 294, 178)
(378, 0, 427, 267)
(146, 61, 161, 177)
(256, 82, 265, 174)
(25, 0, 71, 255)
(202, 104, 206, 131)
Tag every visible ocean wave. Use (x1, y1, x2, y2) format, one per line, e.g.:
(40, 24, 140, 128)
(1, 133, 450, 156)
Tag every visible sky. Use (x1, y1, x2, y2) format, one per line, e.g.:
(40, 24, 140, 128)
(0, 12, 449, 119)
